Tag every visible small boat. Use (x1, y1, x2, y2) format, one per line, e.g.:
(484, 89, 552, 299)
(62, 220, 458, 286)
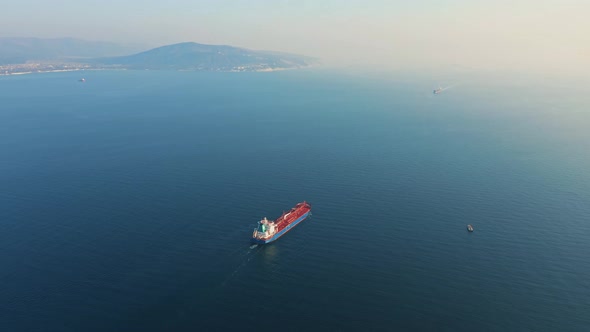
(78, 78, 86, 82)
(467, 224, 474, 232)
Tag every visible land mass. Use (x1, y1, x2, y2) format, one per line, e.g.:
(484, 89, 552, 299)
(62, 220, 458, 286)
(0, 38, 317, 75)
(0, 37, 147, 64)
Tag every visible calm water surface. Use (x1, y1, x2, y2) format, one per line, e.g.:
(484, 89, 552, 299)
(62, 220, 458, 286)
(0, 70, 589, 331)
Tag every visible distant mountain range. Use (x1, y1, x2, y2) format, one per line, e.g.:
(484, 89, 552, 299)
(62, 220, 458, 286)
(0, 37, 148, 64)
(93, 42, 316, 71)
(0, 38, 317, 72)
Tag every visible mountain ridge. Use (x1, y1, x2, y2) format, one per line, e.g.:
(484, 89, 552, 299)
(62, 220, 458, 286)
(0, 37, 149, 64)
(93, 42, 317, 71)
(0, 38, 317, 73)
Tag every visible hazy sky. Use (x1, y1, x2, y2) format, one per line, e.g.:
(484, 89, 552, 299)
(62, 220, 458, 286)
(2, 0, 588, 73)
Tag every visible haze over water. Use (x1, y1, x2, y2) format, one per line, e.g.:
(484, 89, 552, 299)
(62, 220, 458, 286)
(1, 70, 589, 331)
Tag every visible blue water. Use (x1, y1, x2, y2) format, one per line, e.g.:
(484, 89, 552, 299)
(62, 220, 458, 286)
(1, 70, 589, 331)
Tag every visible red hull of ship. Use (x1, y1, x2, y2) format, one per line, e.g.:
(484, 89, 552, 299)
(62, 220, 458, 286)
(273, 202, 311, 233)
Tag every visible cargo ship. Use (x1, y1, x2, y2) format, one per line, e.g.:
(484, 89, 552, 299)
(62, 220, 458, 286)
(251, 202, 311, 244)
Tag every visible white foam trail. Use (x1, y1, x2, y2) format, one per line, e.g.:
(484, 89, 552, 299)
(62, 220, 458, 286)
(220, 245, 260, 287)
(441, 84, 458, 91)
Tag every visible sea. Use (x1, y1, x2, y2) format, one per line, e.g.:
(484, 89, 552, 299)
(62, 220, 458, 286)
(0, 69, 589, 331)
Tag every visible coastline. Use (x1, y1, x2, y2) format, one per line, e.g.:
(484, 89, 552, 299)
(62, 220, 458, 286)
(0, 66, 313, 77)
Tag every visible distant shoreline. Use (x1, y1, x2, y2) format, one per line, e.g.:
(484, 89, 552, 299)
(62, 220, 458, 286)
(0, 67, 132, 77)
(0, 66, 313, 77)
(0, 69, 91, 76)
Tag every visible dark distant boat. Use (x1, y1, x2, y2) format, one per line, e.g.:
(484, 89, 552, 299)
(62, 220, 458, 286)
(78, 78, 86, 82)
(251, 202, 311, 244)
(433, 87, 442, 94)
(467, 224, 474, 232)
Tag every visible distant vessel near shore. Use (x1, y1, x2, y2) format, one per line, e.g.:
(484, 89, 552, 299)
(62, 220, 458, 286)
(251, 202, 311, 244)
(78, 78, 85, 82)
(467, 224, 474, 232)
